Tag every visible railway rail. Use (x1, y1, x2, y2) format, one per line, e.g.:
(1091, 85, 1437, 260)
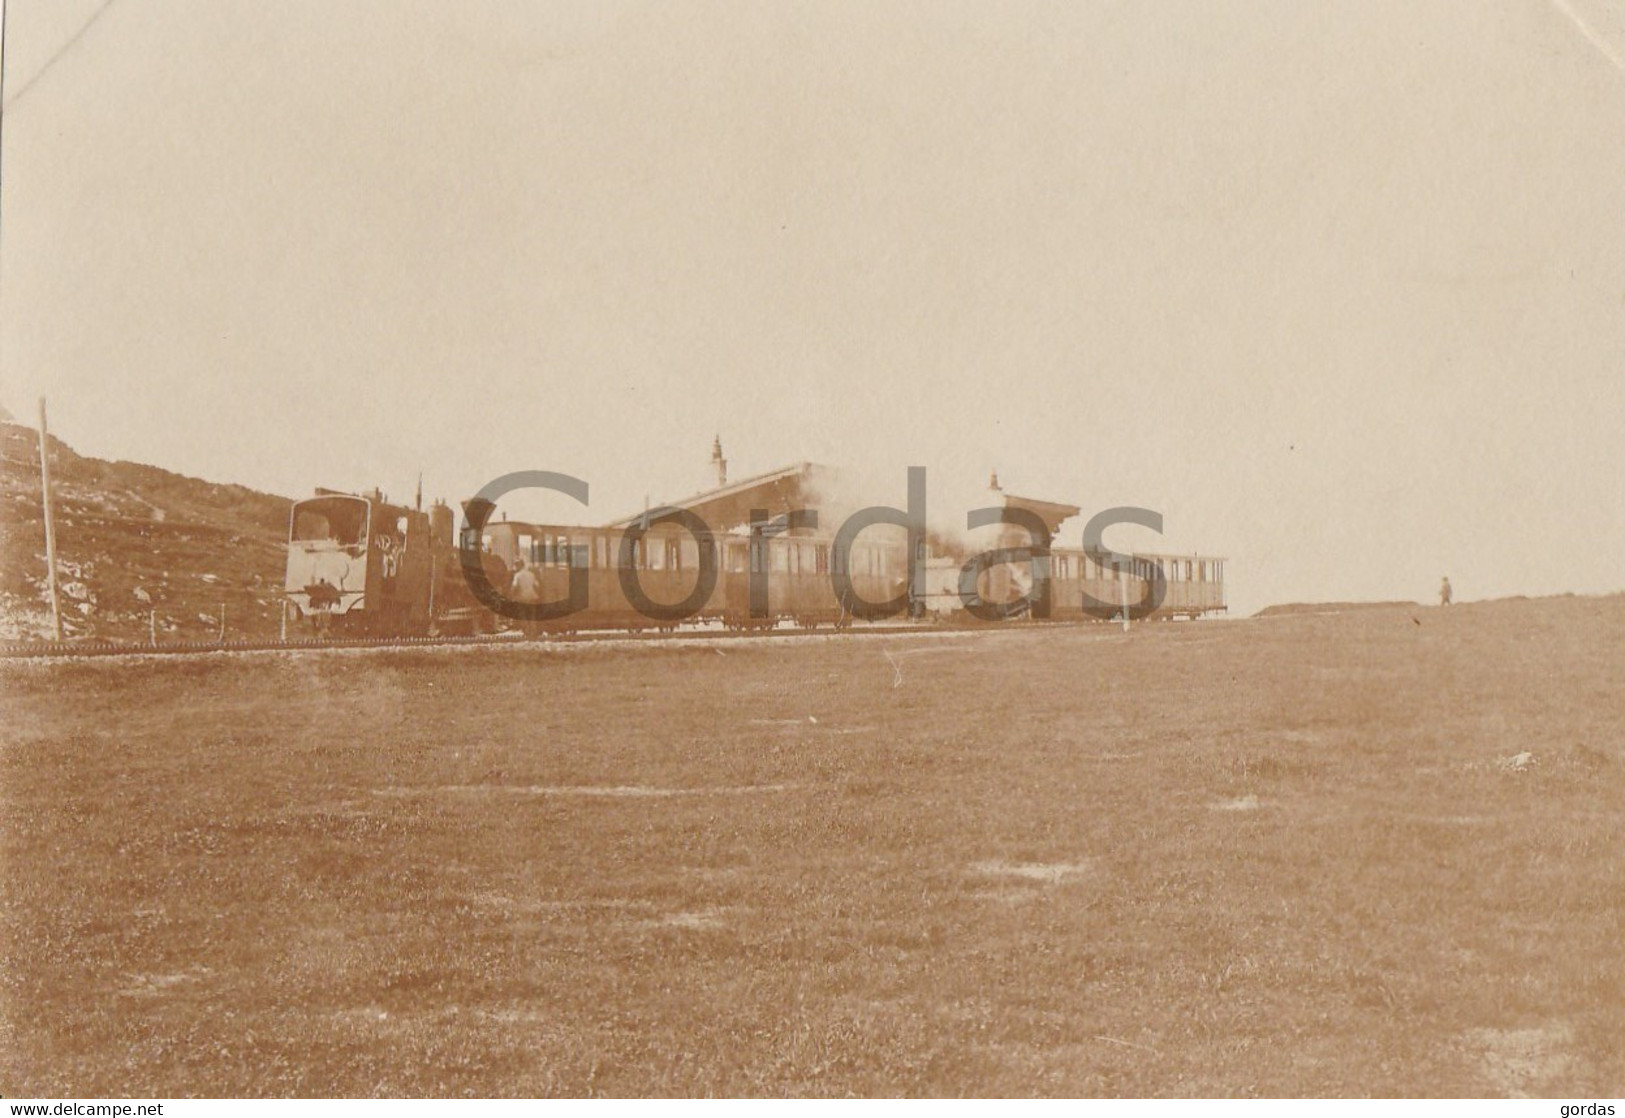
(0, 617, 1120, 661)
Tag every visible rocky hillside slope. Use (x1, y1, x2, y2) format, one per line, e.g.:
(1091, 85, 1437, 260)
(1, 416, 290, 643)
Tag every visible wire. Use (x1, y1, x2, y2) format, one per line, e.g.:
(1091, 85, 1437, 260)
(1, 0, 121, 113)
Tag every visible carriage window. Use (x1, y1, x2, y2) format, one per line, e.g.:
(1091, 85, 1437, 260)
(832, 545, 847, 575)
(815, 544, 829, 574)
(292, 498, 368, 546)
(680, 539, 699, 571)
(773, 542, 790, 572)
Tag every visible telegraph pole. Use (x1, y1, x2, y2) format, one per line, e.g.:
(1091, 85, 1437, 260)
(37, 397, 63, 640)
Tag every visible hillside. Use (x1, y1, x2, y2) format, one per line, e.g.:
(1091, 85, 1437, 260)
(0, 418, 291, 642)
(1254, 600, 1421, 618)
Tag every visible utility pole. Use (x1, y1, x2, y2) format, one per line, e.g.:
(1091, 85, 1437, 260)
(37, 398, 63, 640)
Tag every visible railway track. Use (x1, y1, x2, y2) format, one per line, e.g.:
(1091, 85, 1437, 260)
(0, 617, 1102, 660)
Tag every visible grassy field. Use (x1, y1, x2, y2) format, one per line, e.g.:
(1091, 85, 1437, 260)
(3, 597, 1623, 1097)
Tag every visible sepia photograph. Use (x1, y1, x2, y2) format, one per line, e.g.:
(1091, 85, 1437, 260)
(1, 0, 1623, 1102)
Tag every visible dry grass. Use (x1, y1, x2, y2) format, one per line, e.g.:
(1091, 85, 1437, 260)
(2, 596, 1623, 1096)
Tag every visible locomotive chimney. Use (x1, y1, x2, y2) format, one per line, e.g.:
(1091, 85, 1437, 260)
(711, 435, 728, 489)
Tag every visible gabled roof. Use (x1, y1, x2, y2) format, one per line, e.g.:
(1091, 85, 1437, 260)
(604, 461, 830, 532)
(1000, 493, 1082, 536)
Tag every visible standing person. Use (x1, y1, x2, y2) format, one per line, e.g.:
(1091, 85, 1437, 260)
(510, 558, 545, 638)
(1439, 576, 1453, 607)
(512, 558, 543, 604)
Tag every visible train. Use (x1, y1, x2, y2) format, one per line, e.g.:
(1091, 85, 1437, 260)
(282, 477, 1226, 637)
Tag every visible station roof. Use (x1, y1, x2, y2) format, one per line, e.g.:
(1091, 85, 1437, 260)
(996, 493, 1082, 537)
(604, 462, 831, 533)
(605, 463, 1085, 539)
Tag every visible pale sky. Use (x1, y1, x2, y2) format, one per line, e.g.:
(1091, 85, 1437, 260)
(3, 0, 1623, 616)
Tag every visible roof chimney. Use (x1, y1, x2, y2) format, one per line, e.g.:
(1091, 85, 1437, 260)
(711, 435, 728, 488)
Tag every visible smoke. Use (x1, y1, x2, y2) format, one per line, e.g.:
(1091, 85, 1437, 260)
(801, 460, 1071, 563)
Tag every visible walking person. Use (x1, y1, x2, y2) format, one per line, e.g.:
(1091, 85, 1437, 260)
(1439, 575, 1453, 607)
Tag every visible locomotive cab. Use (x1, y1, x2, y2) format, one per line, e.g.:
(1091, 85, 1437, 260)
(285, 490, 432, 635)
